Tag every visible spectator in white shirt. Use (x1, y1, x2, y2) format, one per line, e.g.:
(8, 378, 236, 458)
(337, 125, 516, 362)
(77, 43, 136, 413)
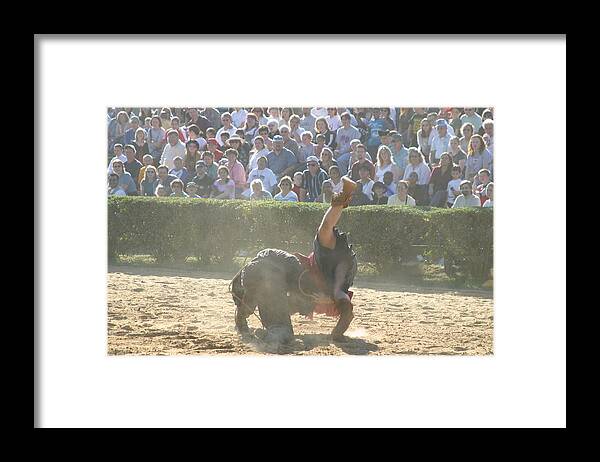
(452, 180, 482, 208)
(273, 175, 299, 202)
(247, 136, 271, 173)
(430, 119, 452, 166)
(375, 144, 401, 183)
(187, 124, 207, 151)
(231, 108, 248, 128)
(446, 165, 464, 207)
(328, 165, 344, 194)
(482, 118, 494, 155)
(243, 156, 278, 197)
(482, 182, 493, 208)
(326, 107, 342, 131)
(160, 130, 187, 170)
(426, 111, 454, 136)
(107, 144, 127, 174)
(215, 112, 238, 146)
(310, 107, 328, 119)
(382, 171, 397, 197)
(357, 164, 375, 199)
(155, 184, 168, 197)
(108, 173, 126, 196)
(267, 107, 283, 126)
(388, 180, 416, 206)
(402, 147, 431, 185)
(249, 179, 273, 201)
(479, 109, 493, 133)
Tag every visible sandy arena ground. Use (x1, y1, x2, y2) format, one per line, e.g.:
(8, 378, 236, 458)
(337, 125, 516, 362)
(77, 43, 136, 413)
(108, 265, 493, 355)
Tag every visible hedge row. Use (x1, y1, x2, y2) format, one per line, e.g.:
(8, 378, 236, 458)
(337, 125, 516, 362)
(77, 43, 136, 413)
(108, 197, 493, 279)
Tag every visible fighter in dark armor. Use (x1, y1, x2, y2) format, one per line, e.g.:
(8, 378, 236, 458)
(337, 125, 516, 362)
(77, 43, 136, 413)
(230, 177, 359, 343)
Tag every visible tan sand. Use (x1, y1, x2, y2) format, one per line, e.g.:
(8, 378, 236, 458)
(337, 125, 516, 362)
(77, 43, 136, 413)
(107, 265, 493, 356)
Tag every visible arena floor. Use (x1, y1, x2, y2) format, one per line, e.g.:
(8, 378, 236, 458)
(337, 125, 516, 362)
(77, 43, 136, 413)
(108, 265, 493, 355)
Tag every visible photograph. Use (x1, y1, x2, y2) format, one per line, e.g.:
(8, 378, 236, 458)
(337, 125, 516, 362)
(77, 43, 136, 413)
(107, 106, 494, 356)
(37, 34, 566, 428)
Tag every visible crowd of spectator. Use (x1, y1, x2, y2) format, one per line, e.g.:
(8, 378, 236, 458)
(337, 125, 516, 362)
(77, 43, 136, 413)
(107, 107, 494, 208)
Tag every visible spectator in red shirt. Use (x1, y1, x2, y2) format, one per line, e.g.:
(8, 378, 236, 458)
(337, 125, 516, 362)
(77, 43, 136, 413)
(474, 168, 492, 205)
(163, 116, 187, 143)
(206, 138, 224, 163)
(292, 171, 306, 201)
(428, 152, 454, 207)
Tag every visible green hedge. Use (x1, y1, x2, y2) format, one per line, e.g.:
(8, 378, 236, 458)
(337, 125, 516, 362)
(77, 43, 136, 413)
(425, 207, 494, 279)
(108, 197, 493, 279)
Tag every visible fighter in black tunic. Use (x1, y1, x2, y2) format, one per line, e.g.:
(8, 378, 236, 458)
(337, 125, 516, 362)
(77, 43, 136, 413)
(230, 177, 359, 343)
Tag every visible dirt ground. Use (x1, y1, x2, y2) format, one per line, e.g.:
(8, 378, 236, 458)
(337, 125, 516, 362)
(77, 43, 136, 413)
(107, 265, 493, 356)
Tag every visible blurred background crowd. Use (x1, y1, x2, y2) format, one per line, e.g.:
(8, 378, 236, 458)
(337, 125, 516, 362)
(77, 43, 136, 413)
(107, 107, 493, 208)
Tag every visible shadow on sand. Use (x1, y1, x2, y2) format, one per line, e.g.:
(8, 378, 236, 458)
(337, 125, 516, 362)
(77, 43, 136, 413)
(296, 333, 379, 355)
(240, 329, 379, 355)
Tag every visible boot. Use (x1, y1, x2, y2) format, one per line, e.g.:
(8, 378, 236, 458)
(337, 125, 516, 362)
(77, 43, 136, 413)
(331, 298, 354, 342)
(331, 177, 358, 208)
